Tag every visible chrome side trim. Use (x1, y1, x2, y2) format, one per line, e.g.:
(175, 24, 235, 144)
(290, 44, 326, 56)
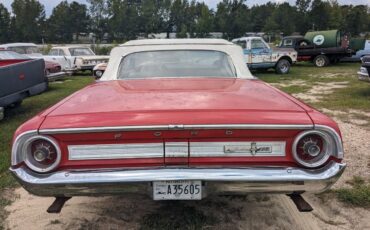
(68, 143, 163, 160)
(10, 161, 346, 196)
(39, 124, 313, 134)
(190, 141, 286, 157)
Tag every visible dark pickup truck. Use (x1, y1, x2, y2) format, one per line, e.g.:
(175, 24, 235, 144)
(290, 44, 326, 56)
(0, 57, 48, 119)
(279, 31, 354, 67)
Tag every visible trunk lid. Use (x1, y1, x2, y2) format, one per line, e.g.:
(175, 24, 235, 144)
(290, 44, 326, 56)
(40, 78, 313, 129)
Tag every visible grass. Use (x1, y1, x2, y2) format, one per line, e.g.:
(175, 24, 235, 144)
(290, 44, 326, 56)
(335, 177, 370, 208)
(0, 76, 93, 227)
(257, 62, 370, 113)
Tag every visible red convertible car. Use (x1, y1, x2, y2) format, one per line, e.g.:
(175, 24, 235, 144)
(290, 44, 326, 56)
(10, 39, 345, 213)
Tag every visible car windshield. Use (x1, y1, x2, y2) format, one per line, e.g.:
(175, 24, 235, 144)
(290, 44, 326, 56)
(69, 48, 95, 56)
(8, 46, 39, 54)
(118, 50, 236, 79)
(0, 51, 28, 59)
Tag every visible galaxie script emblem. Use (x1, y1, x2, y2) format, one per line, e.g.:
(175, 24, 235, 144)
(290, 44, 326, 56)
(224, 142, 272, 155)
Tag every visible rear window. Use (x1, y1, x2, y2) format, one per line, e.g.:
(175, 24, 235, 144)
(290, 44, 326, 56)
(118, 50, 236, 79)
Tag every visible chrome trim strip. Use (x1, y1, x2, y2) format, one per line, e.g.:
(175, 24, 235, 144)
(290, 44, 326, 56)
(190, 141, 286, 157)
(10, 161, 346, 196)
(39, 124, 313, 134)
(68, 143, 164, 160)
(165, 142, 188, 158)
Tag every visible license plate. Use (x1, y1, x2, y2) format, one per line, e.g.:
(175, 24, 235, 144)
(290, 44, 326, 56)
(153, 180, 202, 200)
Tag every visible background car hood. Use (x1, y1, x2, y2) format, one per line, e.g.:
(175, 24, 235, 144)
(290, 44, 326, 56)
(40, 78, 313, 129)
(79, 56, 109, 60)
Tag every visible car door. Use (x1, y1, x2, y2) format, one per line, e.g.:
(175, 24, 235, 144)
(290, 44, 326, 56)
(250, 39, 272, 67)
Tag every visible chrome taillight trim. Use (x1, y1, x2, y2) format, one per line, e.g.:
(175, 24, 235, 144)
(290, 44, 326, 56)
(23, 135, 61, 173)
(292, 130, 332, 168)
(190, 141, 286, 157)
(11, 130, 38, 166)
(39, 124, 313, 134)
(11, 131, 62, 173)
(314, 125, 344, 159)
(68, 143, 164, 160)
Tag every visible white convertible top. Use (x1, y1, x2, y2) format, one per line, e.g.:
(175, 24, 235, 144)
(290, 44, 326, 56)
(0, 43, 37, 48)
(121, 39, 234, 46)
(101, 39, 253, 80)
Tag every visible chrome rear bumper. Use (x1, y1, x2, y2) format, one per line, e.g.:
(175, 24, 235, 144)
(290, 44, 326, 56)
(10, 161, 345, 197)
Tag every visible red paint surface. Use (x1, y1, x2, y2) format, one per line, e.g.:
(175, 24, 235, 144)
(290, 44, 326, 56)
(39, 79, 314, 129)
(0, 59, 29, 67)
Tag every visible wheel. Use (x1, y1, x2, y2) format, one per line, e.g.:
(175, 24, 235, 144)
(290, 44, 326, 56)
(313, 55, 329, 67)
(275, 59, 291, 74)
(94, 70, 104, 79)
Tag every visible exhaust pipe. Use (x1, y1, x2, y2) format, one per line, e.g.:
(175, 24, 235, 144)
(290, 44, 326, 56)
(287, 193, 313, 212)
(47, 197, 71, 213)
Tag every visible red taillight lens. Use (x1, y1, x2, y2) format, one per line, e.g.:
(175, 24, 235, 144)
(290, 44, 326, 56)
(292, 131, 331, 168)
(296, 134, 325, 161)
(31, 139, 58, 165)
(23, 136, 61, 173)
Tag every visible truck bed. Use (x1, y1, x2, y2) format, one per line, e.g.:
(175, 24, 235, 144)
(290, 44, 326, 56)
(0, 59, 48, 107)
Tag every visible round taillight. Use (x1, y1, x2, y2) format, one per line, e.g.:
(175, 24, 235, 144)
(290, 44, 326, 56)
(292, 131, 331, 168)
(23, 136, 61, 173)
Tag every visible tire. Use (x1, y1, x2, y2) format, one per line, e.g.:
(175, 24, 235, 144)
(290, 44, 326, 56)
(275, 59, 291, 74)
(9, 100, 22, 108)
(313, 55, 329, 67)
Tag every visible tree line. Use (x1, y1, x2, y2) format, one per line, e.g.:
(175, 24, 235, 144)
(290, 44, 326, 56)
(0, 0, 369, 44)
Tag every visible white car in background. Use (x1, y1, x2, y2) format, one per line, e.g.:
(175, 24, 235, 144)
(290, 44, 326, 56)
(48, 46, 109, 72)
(0, 43, 75, 73)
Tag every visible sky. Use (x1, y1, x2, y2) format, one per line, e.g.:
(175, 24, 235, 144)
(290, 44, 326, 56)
(2, 0, 369, 16)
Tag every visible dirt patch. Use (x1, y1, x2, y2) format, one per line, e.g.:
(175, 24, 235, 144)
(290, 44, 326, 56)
(270, 79, 307, 88)
(293, 81, 349, 103)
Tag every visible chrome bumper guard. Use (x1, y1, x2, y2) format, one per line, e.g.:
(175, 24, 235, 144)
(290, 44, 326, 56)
(47, 72, 67, 82)
(358, 71, 370, 82)
(10, 161, 345, 197)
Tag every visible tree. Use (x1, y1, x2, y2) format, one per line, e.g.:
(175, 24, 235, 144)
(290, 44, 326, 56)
(69, 2, 90, 41)
(46, 1, 73, 42)
(263, 3, 296, 36)
(295, 0, 311, 34)
(309, 0, 331, 30)
(327, 0, 342, 29)
(215, 0, 249, 39)
(87, 0, 109, 42)
(11, 0, 45, 42)
(0, 3, 11, 43)
(194, 3, 214, 37)
(341, 5, 369, 36)
(250, 3, 275, 32)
